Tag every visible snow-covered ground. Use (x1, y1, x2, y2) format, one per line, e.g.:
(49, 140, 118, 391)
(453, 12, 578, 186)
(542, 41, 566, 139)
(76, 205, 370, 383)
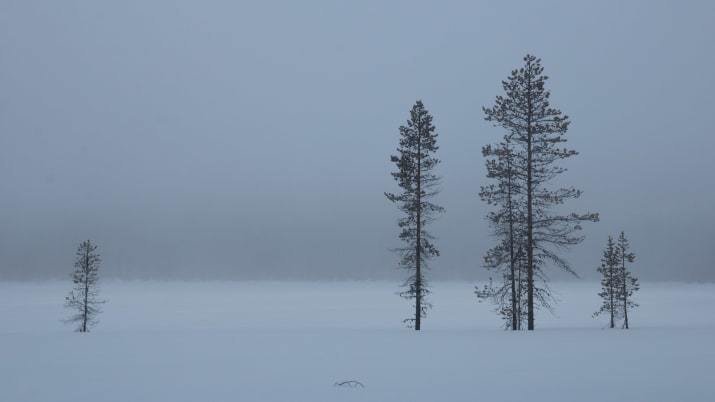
(1, 281, 713, 401)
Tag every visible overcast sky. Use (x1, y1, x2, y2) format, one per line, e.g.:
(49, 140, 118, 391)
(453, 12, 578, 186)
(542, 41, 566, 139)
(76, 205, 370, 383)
(1, 0, 713, 281)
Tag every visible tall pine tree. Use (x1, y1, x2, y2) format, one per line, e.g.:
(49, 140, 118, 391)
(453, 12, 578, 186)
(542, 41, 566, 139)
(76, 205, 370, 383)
(483, 54, 598, 330)
(65, 240, 106, 332)
(386, 100, 443, 330)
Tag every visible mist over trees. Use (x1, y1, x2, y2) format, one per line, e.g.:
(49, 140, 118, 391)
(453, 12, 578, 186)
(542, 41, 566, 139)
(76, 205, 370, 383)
(50, 57, 637, 333)
(3, 5, 714, 401)
(64, 240, 105, 332)
(385, 100, 443, 330)
(480, 55, 599, 330)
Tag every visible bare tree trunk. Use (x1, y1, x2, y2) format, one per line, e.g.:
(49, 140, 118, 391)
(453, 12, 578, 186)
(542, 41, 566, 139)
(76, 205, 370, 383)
(517, 257, 523, 330)
(506, 143, 517, 331)
(82, 249, 89, 333)
(415, 121, 422, 331)
(509, 237, 516, 330)
(526, 79, 535, 331)
(609, 269, 614, 329)
(622, 254, 629, 329)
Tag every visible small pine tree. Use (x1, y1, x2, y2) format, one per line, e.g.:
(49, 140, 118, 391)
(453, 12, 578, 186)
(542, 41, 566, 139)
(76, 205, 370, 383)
(385, 100, 443, 330)
(65, 240, 106, 332)
(480, 138, 524, 330)
(616, 231, 639, 329)
(594, 236, 620, 328)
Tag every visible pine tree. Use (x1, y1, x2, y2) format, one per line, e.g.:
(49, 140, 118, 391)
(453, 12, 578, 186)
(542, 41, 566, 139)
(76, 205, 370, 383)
(616, 231, 639, 329)
(386, 100, 443, 330)
(483, 54, 598, 330)
(594, 236, 620, 328)
(65, 240, 105, 332)
(480, 138, 524, 330)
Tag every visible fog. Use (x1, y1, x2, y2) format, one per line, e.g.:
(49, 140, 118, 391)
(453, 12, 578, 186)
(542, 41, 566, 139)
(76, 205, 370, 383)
(1, 0, 713, 281)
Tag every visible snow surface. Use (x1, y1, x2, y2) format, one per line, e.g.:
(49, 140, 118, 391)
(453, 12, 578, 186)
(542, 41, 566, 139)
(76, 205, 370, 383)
(1, 281, 714, 402)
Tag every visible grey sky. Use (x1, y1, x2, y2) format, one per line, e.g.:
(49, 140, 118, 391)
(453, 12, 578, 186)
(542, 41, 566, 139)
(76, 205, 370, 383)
(1, 0, 713, 280)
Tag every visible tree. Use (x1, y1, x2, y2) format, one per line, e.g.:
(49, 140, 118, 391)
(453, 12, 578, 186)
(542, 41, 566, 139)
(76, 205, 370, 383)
(386, 100, 443, 330)
(65, 240, 105, 332)
(594, 236, 620, 328)
(479, 138, 525, 330)
(616, 231, 639, 329)
(483, 54, 598, 330)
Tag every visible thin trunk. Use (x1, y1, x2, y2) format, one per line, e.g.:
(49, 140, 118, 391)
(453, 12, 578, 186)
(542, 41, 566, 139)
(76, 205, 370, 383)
(415, 120, 422, 331)
(526, 144, 533, 330)
(82, 248, 89, 333)
(516, 257, 523, 330)
(506, 143, 517, 330)
(609, 266, 614, 328)
(526, 68, 535, 331)
(622, 254, 629, 329)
